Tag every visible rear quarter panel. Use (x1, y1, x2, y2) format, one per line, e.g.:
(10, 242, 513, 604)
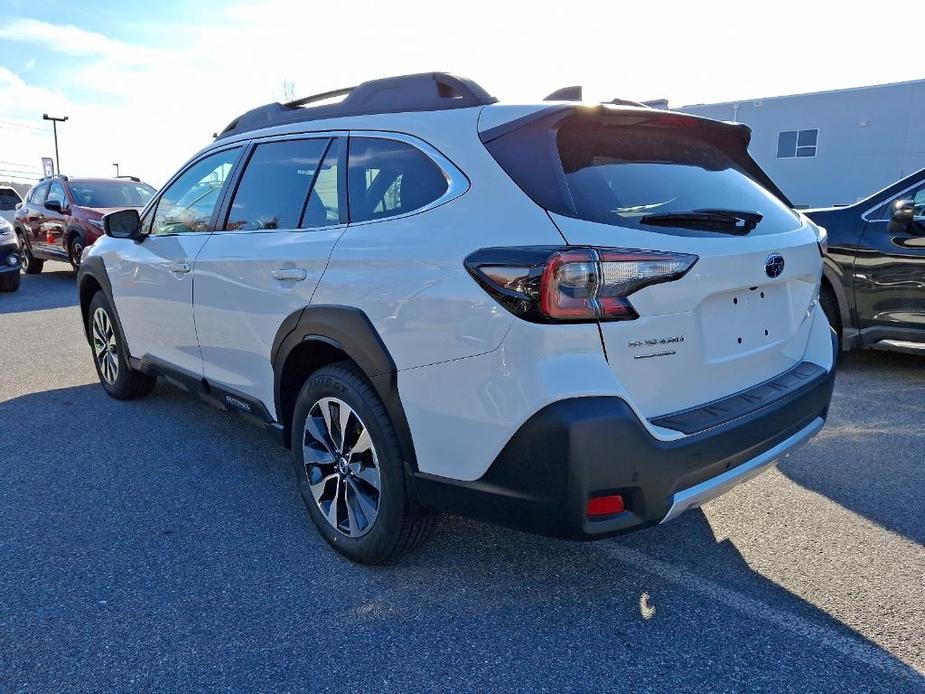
(310, 116, 566, 370)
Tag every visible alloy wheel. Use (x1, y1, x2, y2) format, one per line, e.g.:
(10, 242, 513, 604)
(70, 238, 84, 270)
(17, 236, 29, 272)
(92, 307, 119, 384)
(302, 397, 381, 537)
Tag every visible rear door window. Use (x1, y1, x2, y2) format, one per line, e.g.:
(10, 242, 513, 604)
(303, 139, 342, 227)
(347, 138, 448, 223)
(224, 138, 330, 231)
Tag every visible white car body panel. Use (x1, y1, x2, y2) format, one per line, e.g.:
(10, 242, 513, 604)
(104, 234, 209, 376)
(193, 226, 344, 411)
(311, 123, 563, 372)
(399, 303, 834, 481)
(549, 212, 824, 416)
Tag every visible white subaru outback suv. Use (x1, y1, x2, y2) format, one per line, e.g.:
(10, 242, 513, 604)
(78, 73, 836, 564)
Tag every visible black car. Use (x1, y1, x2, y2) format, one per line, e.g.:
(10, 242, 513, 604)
(0, 219, 22, 291)
(807, 167, 925, 355)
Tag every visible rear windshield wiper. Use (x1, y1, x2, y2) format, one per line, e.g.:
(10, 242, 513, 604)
(640, 209, 763, 234)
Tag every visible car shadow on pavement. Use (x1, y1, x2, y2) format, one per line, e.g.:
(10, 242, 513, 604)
(0, 265, 77, 315)
(1, 380, 922, 691)
(779, 349, 925, 545)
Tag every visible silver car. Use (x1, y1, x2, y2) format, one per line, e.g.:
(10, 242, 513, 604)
(0, 186, 23, 225)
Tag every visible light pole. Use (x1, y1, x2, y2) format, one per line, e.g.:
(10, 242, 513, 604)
(42, 114, 68, 175)
(113, 163, 120, 177)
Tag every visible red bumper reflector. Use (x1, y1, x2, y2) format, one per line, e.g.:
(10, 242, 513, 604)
(586, 494, 625, 517)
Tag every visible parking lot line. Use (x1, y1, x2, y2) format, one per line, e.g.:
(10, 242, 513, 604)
(599, 542, 924, 682)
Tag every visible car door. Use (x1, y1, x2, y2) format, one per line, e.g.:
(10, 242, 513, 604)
(107, 146, 243, 376)
(193, 135, 346, 414)
(21, 182, 48, 254)
(40, 180, 69, 258)
(855, 181, 925, 345)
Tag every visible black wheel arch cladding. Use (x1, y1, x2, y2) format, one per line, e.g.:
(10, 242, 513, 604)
(77, 256, 127, 350)
(272, 305, 418, 470)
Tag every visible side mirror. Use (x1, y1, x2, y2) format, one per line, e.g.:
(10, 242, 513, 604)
(887, 198, 919, 233)
(45, 199, 64, 213)
(14, 202, 21, 210)
(104, 208, 144, 241)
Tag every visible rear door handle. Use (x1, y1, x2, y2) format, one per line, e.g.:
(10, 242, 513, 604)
(272, 268, 307, 281)
(169, 261, 191, 274)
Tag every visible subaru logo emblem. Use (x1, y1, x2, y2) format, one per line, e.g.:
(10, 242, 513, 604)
(765, 253, 785, 278)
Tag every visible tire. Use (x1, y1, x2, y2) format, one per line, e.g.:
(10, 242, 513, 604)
(87, 291, 157, 399)
(820, 282, 842, 343)
(17, 232, 43, 275)
(0, 271, 20, 292)
(290, 361, 436, 564)
(68, 233, 86, 272)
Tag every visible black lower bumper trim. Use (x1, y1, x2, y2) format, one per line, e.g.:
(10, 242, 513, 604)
(413, 360, 836, 541)
(650, 361, 827, 434)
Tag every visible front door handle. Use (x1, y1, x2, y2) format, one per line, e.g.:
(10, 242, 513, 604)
(169, 261, 191, 274)
(272, 268, 307, 281)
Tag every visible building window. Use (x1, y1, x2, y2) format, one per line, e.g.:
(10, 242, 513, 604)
(777, 129, 818, 158)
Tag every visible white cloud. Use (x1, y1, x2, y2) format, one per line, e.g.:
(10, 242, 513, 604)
(0, 18, 155, 63)
(0, 66, 25, 88)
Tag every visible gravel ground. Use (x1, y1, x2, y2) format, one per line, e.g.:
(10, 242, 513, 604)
(1, 264, 923, 693)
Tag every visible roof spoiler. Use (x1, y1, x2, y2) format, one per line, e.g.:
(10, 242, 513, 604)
(218, 72, 497, 139)
(544, 86, 650, 109)
(480, 104, 793, 208)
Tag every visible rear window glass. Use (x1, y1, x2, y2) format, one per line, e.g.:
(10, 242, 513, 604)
(555, 120, 799, 234)
(70, 181, 155, 208)
(0, 189, 21, 210)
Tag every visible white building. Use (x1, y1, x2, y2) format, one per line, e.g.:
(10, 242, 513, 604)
(673, 79, 925, 208)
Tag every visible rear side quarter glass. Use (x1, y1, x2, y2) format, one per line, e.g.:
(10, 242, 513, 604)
(346, 137, 448, 223)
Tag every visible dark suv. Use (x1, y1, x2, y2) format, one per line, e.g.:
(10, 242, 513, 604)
(14, 175, 155, 272)
(807, 166, 925, 355)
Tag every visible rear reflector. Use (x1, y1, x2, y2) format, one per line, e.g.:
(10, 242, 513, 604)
(586, 494, 625, 517)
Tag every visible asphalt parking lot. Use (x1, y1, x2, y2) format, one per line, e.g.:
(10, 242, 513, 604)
(1, 264, 924, 693)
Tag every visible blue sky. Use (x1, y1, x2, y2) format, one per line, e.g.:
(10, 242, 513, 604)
(0, 0, 922, 186)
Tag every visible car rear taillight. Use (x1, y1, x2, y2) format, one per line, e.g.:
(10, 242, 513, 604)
(466, 246, 697, 323)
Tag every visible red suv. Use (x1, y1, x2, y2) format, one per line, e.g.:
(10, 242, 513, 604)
(14, 175, 155, 272)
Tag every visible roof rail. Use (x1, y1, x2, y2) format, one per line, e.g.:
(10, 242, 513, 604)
(116, 175, 142, 182)
(39, 174, 67, 182)
(217, 72, 496, 139)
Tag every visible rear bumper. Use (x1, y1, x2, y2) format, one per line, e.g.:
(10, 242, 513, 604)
(413, 354, 836, 540)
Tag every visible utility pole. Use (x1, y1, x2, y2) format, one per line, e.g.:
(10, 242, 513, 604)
(42, 114, 69, 175)
(113, 163, 120, 177)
